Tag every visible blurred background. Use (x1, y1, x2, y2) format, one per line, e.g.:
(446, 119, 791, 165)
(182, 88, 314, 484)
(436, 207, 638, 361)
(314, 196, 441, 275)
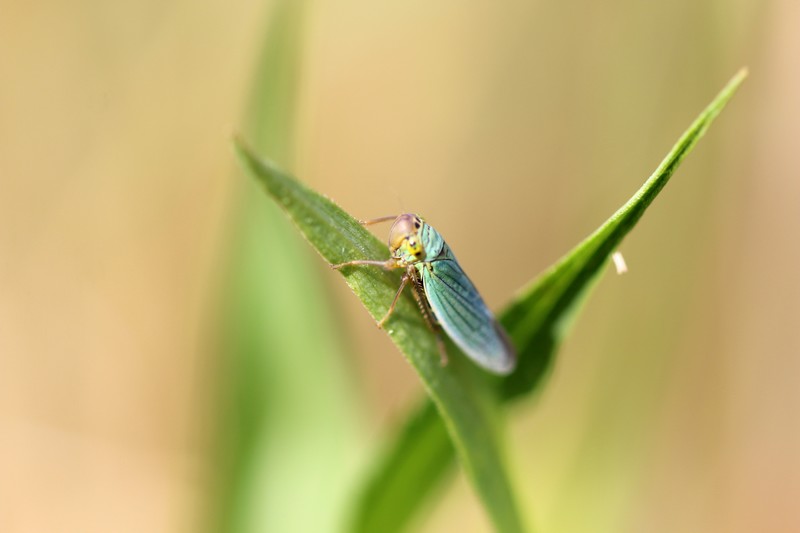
(1, 0, 798, 532)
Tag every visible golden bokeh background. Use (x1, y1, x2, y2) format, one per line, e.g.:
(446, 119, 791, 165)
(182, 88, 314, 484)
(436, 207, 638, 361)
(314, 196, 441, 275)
(1, 1, 798, 532)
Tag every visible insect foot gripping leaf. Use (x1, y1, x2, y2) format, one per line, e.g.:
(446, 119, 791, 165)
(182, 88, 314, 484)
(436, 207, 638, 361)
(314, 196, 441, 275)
(332, 213, 516, 376)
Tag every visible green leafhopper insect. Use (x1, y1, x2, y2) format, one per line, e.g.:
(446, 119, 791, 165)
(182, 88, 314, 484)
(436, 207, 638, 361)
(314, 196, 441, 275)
(332, 214, 516, 375)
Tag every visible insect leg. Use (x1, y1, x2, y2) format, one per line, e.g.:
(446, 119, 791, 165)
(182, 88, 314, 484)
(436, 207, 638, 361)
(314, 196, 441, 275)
(359, 215, 399, 226)
(377, 273, 410, 329)
(330, 258, 398, 270)
(409, 278, 450, 367)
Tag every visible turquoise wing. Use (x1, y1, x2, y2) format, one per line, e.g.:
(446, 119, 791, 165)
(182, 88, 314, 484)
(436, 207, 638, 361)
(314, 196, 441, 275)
(421, 259, 516, 375)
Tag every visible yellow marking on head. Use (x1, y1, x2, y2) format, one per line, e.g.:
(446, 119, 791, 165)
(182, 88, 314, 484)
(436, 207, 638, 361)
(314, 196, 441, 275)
(406, 236, 422, 256)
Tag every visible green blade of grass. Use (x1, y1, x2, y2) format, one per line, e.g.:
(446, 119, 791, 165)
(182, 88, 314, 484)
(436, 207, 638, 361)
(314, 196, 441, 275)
(348, 400, 456, 533)
(234, 140, 529, 533)
(349, 68, 748, 531)
(502, 68, 747, 399)
(208, 2, 363, 533)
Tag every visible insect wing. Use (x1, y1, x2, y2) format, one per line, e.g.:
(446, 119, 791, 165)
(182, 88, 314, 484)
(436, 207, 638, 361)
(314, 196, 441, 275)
(421, 259, 516, 375)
